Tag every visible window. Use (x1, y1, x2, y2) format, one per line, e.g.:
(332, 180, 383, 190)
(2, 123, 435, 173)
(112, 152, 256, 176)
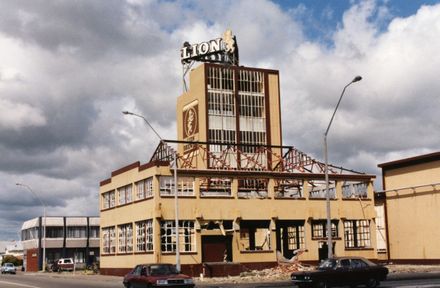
(277, 220, 305, 252)
(118, 184, 133, 205)
(102, 226, 116, 254)
(22, 227, 39, 240)
(274, 180, 303, 198)
(136, 178, 153, 200)
(89, 226, 100, 238)
(74, 251, 85, 263)
(239, 220, 271, 251)
(46, 227, 63, 238)
(344, 220, 371, 248)
(342, 182, 368, 198)
(118, 223, 133, 253)
(67, 226, 87, 238)
(287, 225, 305, 250)
(159, 177, 194, 196)
(136, 220, 153, 252)
(102, 190, 115, 209)
(312, 220, 338, 238)
(200, 177, 232, 196)
(160, 220, 195, 253)
(238, 179, 268, 198)
(309, 181, 336, 199)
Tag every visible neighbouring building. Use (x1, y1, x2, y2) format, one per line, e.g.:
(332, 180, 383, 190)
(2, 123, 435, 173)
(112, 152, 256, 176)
(21, 216, 100, 271)
(376, 151, 440, 264)
(99, 31, 379, 277)
(0, 241, 23, 263)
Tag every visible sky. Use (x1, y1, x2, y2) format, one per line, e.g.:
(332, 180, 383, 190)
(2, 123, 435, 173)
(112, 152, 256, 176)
(0, 0, 439, 241)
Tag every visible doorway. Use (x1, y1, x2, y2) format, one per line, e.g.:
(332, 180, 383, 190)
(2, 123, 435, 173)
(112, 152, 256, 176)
(202, 235, 232, 262)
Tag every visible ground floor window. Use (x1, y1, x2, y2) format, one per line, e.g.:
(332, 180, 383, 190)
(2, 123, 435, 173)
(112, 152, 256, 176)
(160, 220, 195, 253)
(239, 220, 271, 251)
(136, 219, 153, 252)
(311, 220, 338, 239)
(118, 223, 133, 253)
(102, 226, 116, 254)
(74, 251, 85, 263)
(344, 219, 371, 248)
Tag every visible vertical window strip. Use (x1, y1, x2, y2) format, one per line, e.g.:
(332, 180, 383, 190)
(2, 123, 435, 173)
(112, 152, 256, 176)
(136, 178, 153, 200)
(102, 191, 116, 209)
(118, 223, 133, 253)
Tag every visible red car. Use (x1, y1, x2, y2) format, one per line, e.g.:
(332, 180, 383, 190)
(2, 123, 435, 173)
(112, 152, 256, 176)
(123, 263, 195, 288)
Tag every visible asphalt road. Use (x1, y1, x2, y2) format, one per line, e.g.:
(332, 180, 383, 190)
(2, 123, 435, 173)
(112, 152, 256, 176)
(2, 272, 440, 288)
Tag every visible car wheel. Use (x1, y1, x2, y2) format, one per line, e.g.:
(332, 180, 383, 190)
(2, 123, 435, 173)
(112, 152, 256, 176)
(366, 278, 379, 288)
(123, 282, 131, 288)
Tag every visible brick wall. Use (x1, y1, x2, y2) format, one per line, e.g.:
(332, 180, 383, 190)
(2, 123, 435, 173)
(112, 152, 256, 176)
(26, 248, 39, 272)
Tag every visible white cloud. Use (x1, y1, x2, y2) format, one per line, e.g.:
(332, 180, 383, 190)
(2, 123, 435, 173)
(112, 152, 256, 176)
(0, 99, 46, 130)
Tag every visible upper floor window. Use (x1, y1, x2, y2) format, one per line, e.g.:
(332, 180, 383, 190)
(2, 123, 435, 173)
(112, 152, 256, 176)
(200, 177, 232, 197)
(136, 178, 153, 200)
(342, 182, 368, 199)
(159, 177, 194, 196)
(67, 226, 87, 238)
(118, 184, 133, 205)
(46, 227, 63, 238)
(102, 190, 115, 209)
(21, 227, 39, 241)
(89, 226, 100, 238)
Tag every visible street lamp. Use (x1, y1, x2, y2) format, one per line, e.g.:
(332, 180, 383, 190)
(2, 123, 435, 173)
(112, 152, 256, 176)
(16, 183, 47, 272)
(324, 75, 362, 259)
(122, 111, 181, 272)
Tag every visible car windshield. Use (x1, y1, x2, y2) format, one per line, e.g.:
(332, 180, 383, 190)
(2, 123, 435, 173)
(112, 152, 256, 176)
(5, 263, 14, 267)
(318, 259, 337, 270)
(149, 264, 178, 275)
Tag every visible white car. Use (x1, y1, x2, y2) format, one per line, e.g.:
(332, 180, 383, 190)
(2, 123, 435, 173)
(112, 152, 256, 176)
(1, 263, 17, 274)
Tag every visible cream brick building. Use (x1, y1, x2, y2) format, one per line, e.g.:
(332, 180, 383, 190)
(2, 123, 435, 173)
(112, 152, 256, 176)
(99, 63, 379, 276)
(377, 152, 440, 264)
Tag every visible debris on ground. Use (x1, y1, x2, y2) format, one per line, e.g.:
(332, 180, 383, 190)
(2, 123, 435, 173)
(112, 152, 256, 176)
(196, 261, 312, 284)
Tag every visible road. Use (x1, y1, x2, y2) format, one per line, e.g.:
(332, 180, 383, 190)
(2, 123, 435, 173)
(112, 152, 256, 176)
(2, 273, 440, 288)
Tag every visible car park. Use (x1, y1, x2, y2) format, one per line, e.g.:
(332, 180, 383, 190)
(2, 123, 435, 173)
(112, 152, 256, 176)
(50, 258, 74, 272)
(123, 263, 195, 288)
(291, 256, 388, 288)
(1, 263, 17, 274)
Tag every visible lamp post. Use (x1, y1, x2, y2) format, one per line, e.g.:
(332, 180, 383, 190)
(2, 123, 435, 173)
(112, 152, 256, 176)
(324, 75, 362, 259)
(122, 111, 181, 272)
(16, 183, 47, 272)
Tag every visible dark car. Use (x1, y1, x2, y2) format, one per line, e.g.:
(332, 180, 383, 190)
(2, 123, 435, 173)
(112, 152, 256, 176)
(123, 263, 195, 288)
(291, 256, 388, 288)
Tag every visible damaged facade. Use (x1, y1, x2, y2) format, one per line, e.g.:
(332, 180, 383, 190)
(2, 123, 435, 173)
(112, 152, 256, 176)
(99, 62, 379, 277)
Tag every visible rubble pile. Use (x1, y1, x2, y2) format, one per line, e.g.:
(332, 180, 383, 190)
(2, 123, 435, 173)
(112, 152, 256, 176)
(197, 262, 312, 284)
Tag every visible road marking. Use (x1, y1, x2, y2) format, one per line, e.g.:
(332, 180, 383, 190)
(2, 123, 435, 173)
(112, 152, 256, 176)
(397, 285, 440, 288)
(0, 280, 41, 288)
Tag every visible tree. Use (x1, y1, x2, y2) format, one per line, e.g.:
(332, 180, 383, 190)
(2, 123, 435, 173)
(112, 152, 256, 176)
(2, 255, 23, 266)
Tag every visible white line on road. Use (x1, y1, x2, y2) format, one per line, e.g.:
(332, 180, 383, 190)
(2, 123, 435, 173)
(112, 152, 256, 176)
(0, 280, 41, 288)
